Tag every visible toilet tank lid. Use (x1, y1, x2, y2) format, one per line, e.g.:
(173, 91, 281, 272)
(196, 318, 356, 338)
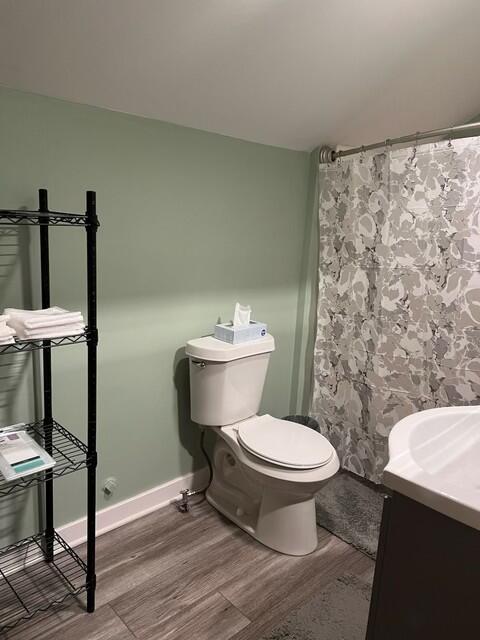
(186, 334, 275, 362)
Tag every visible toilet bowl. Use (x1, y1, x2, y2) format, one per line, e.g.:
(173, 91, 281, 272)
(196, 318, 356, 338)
(207, 416, 339, 555)
(186, 334, 339, 556)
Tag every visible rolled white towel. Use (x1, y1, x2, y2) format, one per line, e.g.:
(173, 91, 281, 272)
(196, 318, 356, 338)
(21, 324, 85, 341)
(0, 314, 10, 324)
(24, 313, 84, 329)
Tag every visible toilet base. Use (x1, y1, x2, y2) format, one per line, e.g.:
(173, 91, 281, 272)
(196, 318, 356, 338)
(203, 427, 339, 556)
(206, 483, 320, 556)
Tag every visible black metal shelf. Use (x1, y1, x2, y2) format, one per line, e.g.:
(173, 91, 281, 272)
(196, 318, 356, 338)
(0, 209, 89, 227)
(0, 188, 98, 632)
(0, 331, 90, 356)
(0, 420, 90, 498)
(0, 531, 87, 633)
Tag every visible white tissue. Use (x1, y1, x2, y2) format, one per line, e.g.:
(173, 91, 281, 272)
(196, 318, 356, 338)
(233, 302, 251, 327)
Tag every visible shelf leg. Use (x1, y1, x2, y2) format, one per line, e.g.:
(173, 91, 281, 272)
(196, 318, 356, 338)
(86, 464, 97, 613)
(86, 191, 98, 613)
(39, 188, 54, 563)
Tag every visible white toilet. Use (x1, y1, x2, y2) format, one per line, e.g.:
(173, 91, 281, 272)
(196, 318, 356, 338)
(185, 333, 339, 556)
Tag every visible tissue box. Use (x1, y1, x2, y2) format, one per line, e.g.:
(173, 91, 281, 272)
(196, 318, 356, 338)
(214, 321, 268, 344)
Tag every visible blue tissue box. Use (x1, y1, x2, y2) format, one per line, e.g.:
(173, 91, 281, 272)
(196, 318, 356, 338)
(214, 321, 268, 344)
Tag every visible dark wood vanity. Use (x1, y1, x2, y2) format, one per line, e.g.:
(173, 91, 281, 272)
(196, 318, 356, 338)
(366, 492, 480, 639)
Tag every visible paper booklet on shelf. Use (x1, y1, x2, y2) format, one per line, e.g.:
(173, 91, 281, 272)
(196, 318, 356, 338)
(0, 424, 56, 482)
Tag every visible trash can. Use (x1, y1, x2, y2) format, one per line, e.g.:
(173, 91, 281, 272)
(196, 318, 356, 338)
(283, 415, 319, 432)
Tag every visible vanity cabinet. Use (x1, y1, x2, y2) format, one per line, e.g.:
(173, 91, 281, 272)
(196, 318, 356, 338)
(366, 492, 479, 639)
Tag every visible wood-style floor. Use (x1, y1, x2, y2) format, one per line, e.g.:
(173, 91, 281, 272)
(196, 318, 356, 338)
(3, 500, 373, 640)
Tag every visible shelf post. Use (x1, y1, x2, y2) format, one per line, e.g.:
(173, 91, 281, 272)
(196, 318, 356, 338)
(39, 188, 54, 563)
(85, 190, 98, 613)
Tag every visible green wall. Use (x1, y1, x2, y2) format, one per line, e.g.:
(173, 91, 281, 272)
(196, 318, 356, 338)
(0, 87, 312, 540)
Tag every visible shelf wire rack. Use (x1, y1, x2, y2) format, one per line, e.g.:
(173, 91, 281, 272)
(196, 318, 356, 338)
(0, 210, 88, 227)
(0, 532, 87, 633)
(0, 420, 90, 498)
(0, 331, 89, 356)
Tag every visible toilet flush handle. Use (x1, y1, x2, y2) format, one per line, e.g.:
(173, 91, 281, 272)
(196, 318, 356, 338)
(192, 360, 207, 369)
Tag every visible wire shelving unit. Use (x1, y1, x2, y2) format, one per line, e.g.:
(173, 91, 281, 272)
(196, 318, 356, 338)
(0, 189, 99, 633)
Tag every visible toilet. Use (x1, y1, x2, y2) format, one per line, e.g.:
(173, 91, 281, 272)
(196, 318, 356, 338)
(186, 333, 339, 556)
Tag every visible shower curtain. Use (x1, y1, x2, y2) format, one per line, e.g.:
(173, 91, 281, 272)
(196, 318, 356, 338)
(311, 137, 480, 482)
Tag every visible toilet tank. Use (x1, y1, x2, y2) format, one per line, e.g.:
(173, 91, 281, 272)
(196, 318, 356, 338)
(185, 334, 275, 426)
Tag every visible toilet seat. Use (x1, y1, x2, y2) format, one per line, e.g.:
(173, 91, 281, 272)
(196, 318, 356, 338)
(237, 414, 334, 470)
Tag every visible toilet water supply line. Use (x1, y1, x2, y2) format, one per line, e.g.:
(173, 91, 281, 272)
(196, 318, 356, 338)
(176, 428, 214, 513)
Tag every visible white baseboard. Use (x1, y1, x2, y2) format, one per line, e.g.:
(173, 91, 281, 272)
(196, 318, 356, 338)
(58, 467, 209, 548)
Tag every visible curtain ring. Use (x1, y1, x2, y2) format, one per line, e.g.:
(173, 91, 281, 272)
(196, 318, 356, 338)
(408, 132, 420, 165)
(359, 145, 365, 164)
(448, 128, 453, 148)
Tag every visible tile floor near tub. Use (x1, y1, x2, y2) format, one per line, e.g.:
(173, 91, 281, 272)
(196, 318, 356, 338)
(3, 501, 373, 640)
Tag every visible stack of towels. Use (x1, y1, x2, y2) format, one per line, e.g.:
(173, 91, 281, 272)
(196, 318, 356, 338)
(4, 307, 85, 341)
(0, 315, 16, 345)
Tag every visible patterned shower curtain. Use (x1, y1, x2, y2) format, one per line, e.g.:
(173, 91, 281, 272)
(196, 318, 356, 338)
(311, 137, 480, 482)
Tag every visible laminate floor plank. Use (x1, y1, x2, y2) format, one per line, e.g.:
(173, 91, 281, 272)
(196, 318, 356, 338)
(1, 502, 223, 639)
(225, 539, 374, 640)
(3, 501, 374, 640)
(1, 604, 134, 640)
(109, 511, 275, 638)
(89, 499, 232, 606)
(220, 530, 360, 620)
(159, 591, 250, 640)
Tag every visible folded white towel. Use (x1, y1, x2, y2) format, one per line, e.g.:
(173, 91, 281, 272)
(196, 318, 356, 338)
(5, 306, 66, 316)
(5, 307, 85, 340)
(21, 324, 85, 341)
(0, 326, 15, 338)
(24, 313, 84, 330)
(0, 337, 15, 345)
(6, 317, 29, 338)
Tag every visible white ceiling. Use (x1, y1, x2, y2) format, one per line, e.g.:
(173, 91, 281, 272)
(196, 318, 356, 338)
(1, 0, 480, 151)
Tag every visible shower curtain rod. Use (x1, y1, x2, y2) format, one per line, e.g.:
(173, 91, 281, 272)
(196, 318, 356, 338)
(318, 121, 480, 163)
